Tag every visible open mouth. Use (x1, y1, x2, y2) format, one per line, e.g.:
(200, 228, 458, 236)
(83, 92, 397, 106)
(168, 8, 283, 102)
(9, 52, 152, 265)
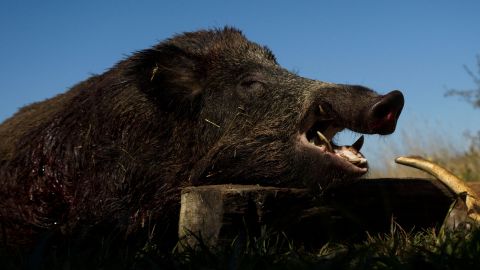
(299, 108, 369, 176)
(296, 90, 404, 178)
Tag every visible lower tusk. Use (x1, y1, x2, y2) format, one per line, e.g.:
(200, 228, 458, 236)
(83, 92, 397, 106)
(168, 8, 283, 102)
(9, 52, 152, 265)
(395, 156, 480, 222)
(352, 135, 364, 152)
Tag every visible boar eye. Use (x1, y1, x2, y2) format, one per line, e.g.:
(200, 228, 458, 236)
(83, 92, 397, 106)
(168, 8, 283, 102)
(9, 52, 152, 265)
(240, 79, 265, 91)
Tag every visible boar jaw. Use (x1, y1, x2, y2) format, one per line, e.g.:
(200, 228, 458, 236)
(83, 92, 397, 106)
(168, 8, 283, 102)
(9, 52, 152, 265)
(300, 119, 368, 176)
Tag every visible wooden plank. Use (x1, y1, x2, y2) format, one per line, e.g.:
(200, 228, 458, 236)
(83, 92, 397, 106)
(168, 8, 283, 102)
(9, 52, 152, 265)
(178, 185, 312, 248)
(178, 178, 457, 248)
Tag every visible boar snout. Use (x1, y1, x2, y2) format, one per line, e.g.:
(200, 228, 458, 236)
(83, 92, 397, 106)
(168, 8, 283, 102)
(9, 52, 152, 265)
(367, 90, 404, 135)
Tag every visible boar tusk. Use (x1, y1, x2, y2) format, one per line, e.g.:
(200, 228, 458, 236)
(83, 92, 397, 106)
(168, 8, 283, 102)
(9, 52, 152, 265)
(395, 156, 480, 222)
(318, 104, 326, 115)
(316, 131, 333, 152)
(351, 135, 364, 152)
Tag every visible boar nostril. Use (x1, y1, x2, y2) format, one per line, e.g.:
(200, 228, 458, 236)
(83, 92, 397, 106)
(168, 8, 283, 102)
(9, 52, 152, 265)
(372, 90, 404, 118)
(368, 90, 404, 134)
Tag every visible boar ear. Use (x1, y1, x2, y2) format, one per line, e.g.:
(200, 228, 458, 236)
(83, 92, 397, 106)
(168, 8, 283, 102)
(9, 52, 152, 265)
(126, 45, 205, 111)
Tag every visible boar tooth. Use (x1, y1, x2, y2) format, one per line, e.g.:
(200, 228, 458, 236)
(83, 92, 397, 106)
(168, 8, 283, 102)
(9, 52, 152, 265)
(316, 131, 333, 152)
(395, 156, 480, 222)
(318, 105, 326, 115)
(352, 135, 364, 152)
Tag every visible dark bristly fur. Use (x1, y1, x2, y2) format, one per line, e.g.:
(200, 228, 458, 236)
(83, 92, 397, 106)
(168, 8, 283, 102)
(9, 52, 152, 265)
(0, 27, 403, 250)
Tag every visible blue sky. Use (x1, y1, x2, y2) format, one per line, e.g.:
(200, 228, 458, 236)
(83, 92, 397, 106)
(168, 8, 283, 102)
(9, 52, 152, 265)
(1, 1, 479, 170)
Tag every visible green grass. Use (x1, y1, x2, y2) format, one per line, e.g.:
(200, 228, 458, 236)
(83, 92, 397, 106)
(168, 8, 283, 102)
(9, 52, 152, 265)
(174, 225, 480, 270)
(3, 224, 480, 270)
(137, 224, 480, 270)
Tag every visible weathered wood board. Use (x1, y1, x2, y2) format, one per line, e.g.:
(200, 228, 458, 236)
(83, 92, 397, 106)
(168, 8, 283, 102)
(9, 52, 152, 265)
(178, 178, 460, 248)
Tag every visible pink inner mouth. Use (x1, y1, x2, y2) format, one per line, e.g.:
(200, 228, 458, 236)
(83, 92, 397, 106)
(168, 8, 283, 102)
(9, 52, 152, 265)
(298, 120, 369, 176)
